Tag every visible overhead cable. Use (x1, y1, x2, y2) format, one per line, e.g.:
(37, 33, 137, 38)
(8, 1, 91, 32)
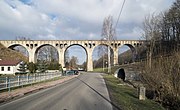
(114, 0, 126, 29)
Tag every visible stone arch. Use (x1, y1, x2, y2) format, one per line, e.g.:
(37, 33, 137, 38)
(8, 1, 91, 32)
(8, 44, 29, 61)
(65, 44, 87, 53)
(64, 44, 88, 70)
(8, 44, 28, 52)
(34, 44, 59, 63)
(93, 43, 114, 54)
(118, 44, 137, 64)
(124, 44, 136, 52)
(92, 43, 114, 69)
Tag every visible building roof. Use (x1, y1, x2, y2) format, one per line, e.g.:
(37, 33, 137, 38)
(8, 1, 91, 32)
(0, 59, 22, 66)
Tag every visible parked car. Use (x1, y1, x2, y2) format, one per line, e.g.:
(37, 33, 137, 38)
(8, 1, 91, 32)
(72, 70, 79, 75)
(65, 70, 79, 76)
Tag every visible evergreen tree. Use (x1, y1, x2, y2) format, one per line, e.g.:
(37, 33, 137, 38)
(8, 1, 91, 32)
(27, 62, 37, 73)
(17, 61, 27, 74)
(37, 61, 48, 73)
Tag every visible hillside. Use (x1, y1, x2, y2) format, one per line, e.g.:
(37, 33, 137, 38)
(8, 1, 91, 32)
(118, 50, 133, 64)
(118, 47, 147, 64)
(0, 43, 28, 62)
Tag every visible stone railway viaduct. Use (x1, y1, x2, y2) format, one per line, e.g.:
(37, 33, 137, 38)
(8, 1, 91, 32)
(0, 40, 146, 71)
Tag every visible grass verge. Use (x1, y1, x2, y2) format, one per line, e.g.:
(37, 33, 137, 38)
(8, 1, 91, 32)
(103, 74, 165, 110)
(93, 66, 122, 74)
(93, 68, 108, 73)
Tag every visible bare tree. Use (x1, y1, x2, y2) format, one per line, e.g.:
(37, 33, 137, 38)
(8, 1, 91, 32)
(143, 13, 162, 68)
(141, 1, 180, 108)
(102, 16, 116, 41)
(101, 15, 116, 73)
(15, 36, 31, 40)
(37, 46, 58, 62)
(69, 56, 78, 69)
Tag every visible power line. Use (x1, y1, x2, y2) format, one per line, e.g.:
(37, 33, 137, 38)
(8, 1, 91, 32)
(114, 0, 126, 29)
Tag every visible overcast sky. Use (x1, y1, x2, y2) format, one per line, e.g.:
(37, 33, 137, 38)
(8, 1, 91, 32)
(0, 0, 176, 64)
(0, 0, 175, 40)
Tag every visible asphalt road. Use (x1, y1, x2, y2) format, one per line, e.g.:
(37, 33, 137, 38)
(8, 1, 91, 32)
(0, 73, 113, 110)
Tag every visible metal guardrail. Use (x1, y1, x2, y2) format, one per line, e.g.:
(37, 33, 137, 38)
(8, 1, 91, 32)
(0, 72, 62, 92)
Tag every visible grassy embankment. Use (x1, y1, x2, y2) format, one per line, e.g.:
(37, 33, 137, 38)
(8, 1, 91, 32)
(94, 66, 164, 110)
(103, 74, 165, 110)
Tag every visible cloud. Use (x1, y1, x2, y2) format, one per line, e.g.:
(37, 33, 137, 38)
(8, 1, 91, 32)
(0, 0, 176, 40)
(0, 0, 57, 39)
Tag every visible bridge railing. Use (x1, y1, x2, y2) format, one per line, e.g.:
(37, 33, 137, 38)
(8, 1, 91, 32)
(0, 72, 62, 92)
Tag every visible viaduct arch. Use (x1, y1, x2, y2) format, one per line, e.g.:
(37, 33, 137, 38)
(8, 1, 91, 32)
(64, 44, 88, 68)
(0, 40, 146, 71)
(35, 44, 59, 63)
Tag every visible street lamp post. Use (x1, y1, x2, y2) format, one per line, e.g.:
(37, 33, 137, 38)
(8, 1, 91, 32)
(102, 54, 104, 71)
(107, 44, 111, 73)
